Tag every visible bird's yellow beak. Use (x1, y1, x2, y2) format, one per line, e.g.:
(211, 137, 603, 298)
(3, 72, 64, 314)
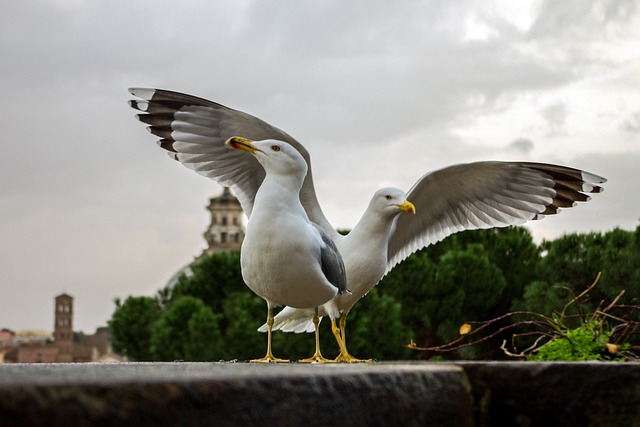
(398, 200, 416, 215)
(226, 136, 260, 154)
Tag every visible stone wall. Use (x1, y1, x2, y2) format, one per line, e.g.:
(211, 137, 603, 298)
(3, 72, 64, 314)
(0, 362, 638, 427)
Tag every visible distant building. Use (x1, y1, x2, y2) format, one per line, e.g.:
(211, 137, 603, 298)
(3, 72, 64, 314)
(13, 344, 59, 364)
(198, 187, 245, 260)
(1, 293, 122, 363)
(0, 329, 15, 363)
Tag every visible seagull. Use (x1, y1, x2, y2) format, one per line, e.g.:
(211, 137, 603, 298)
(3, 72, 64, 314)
(225, 136, 347, 362)
(259, 187, 416, 362)
(128, 88, 606, 361)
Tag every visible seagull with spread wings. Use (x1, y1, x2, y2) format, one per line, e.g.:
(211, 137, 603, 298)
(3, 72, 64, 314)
(225, 136, 346, 362)
(129, 88, 606, 362)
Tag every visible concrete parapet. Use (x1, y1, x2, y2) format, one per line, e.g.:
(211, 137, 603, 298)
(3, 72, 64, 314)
(0, 361, 638, 426)
(452, 361, 640, 427)
(0, 362, 472, 427)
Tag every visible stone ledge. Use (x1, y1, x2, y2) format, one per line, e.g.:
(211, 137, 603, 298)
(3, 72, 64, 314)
(0, 362, 472, 427)
(1, 362, 638, 426)
(450, 361, 640, 427)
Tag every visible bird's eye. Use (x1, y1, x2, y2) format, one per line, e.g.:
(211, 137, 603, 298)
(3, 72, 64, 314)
(385, 195, 392, 200)
(270, 145, 281, 152)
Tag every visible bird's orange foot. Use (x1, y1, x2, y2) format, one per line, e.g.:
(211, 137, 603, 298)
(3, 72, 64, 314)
(299, 352, 336, 363)
(250, 354, 289, 363)
(334, 351, 372, 363)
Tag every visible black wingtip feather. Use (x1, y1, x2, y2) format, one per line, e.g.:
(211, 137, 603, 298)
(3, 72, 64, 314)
(147, 126, 173, 140)
(157, 139, 177, 153)
(540, 205, 559, 216)
(137, 114, 174, 127)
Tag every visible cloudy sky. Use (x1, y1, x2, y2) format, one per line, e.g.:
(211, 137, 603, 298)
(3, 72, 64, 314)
(1, 0, 638, 333)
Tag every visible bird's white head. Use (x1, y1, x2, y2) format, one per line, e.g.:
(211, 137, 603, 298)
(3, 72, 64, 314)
(370, 187, 416, 217)
(226, 136, 308, 180)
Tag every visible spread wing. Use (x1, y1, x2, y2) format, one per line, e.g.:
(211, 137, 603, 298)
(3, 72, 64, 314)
(387, 161, 606, 271)
(128, 88, 335, 235)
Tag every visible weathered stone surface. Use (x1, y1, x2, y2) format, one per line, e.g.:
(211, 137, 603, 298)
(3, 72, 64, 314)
(3, 361, 637, 426)
(0, 362, 472, 427)
(452, 361, 640, 427)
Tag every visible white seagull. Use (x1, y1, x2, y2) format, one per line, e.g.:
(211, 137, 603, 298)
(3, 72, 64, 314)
(225, 136, 347, 362)
(259, 187, 416, 362)
(128, 88, 606, 362)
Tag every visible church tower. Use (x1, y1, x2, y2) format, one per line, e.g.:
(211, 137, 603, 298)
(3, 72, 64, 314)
(198, 187, 245, 259)
(54, 293, 74, 362)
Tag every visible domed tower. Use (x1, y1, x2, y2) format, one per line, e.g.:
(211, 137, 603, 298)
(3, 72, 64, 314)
(198, 187, 245, 259)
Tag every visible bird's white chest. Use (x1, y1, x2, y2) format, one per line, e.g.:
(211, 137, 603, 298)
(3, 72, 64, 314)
(240, 209, 334, 308)
(337, 235, 387, 301)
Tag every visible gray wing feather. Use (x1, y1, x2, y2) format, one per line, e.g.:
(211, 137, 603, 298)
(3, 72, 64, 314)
(386, 161, 606, 272)
(129, 88, 337, 237)
(317, 226, 347, 294)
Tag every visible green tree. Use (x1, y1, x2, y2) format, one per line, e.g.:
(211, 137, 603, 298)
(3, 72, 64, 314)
(380, 241, 508, 359)
(170, 251, 244, 313)
(511, 280, 571, 315)
(221, 291, 267, 360)
(109, 227, 639, 362)
(379, 249, 437, 351)
(108, 296, 161, 361)
(341, 288, 413, 360)
(433, 244, 507, 358)
(150, 296, 223, 361)
(597, 228, 640, 305)
(539, 228, 640, 314)
(476, 227, 540, 309)
(539, 233, 601, 294)
(425, 227, 540, 311)
(185, 305, 225, 361)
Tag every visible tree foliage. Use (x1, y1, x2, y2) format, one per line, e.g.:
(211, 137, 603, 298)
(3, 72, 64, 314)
(108, 296, 161, 361)
(150, 296, 224, 361)
(108, 225, 640, 361)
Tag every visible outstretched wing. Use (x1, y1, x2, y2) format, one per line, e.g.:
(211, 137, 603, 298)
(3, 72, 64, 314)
(387, 161, 606, 271)
(128, 88, 335, 234)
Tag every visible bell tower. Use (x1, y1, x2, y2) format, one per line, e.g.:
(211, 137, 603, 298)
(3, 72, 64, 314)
(198, 187, 245, 259)
(54, 293, 74, 362)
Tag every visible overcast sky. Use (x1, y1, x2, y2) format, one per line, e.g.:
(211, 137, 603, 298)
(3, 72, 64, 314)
(1, 0, 638, 333)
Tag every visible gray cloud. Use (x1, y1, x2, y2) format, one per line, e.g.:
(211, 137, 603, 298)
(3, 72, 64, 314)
(621, 111, 640, 134)
(507, 138, 535, 156)
(540, 102, 568, 136)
